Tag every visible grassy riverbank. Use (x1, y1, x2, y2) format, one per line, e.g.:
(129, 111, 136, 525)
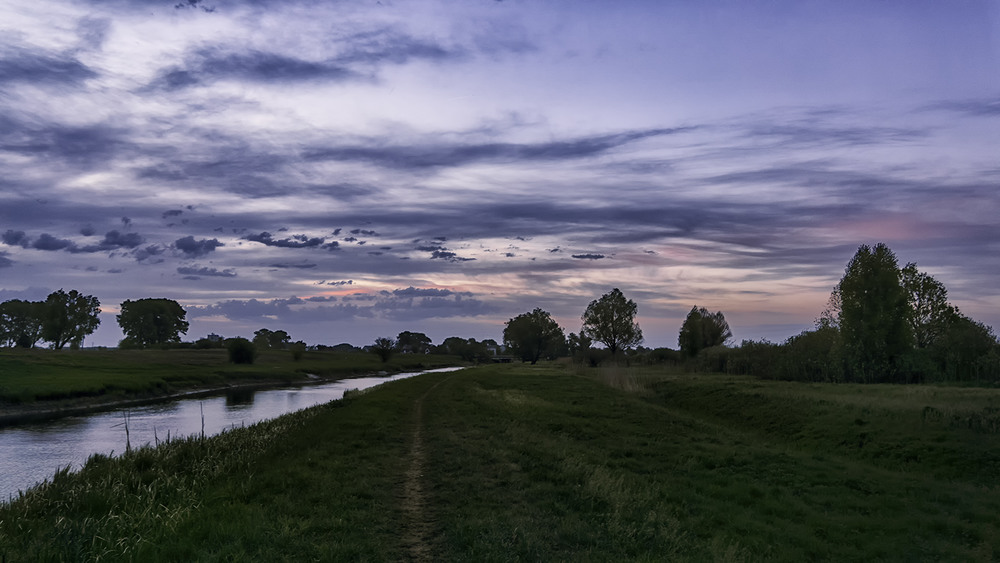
(2, 364, 999, 560)
(0, 348, 459, 407)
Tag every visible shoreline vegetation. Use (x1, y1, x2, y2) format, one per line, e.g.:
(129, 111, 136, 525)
(2, 362, 999, 560)
(0, 348, 463, 427)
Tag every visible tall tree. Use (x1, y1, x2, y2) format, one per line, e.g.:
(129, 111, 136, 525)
(836, 243, 913, 382)
(371, 336, 396, 363)
(117, 298, 190, 348)
(253, 328, 291, 350)
(678, 306, 733, 358)
(503, 308, 565, 364)
(581, 288, 643, 358)
(396, 331, 433, 354)
(0, 299, 46, 348)
(42, 290, 101, 349)
(900, 262, 956, 349)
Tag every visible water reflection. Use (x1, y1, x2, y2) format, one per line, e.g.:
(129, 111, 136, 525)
(225, 389, 256, 408)
(0, 367, 461, 501)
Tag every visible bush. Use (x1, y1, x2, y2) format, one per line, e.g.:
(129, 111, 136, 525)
(226, 338, 257, 364)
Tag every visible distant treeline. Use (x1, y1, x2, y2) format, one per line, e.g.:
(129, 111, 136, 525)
(4, 243, 997, 383)
(646, 243, 1000, 384)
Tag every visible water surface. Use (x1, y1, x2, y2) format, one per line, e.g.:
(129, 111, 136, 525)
(0, 367, 461, 501)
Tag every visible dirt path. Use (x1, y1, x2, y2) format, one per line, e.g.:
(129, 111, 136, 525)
(399, 374, 455, 562)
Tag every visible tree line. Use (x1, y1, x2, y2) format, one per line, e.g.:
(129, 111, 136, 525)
(7, 242, 997, 383)
(487, 242, 999, 384)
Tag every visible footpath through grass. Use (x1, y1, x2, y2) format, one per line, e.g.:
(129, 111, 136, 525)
(2, 363, 999, 561)
(0, 348, 458, 406)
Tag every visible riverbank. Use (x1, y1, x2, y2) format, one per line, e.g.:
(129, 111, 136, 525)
(0, 348, 462, 426)
(2, 363, 998, 560)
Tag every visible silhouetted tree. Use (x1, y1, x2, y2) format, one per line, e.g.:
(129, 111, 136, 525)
(581, 288, 643, 359)
(0, 299, 46, 348)
(42, 289, 101, 349)
(396, 331, 432, 354)
(117, 298, 190, 348)
(227, 337, 257, 364)
(503, 308, 565, 364)
(678, 306, 732, 358)
(836, 243, 913, 382)
(371, 336, 396, 362)
(901, 262, 956, 349)
(253, 328, 291, 350)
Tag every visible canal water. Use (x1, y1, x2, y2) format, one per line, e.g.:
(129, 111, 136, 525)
(0, 367, 461, 502)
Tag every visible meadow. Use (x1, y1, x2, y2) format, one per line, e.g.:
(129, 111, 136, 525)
(1, 363, 998, 561)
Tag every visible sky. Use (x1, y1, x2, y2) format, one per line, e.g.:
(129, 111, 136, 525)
(1, 0, 999, 349)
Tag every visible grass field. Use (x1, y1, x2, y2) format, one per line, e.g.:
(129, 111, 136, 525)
(2, 363, 998, 561)
(0, 348, 459, 405)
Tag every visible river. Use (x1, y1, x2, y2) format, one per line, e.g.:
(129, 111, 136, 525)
(0, 367, 461, 502)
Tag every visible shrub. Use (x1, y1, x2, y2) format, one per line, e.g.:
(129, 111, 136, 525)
(226, 338, 257, 365)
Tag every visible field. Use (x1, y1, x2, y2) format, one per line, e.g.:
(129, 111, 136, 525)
(0, 348, 458, 406)
(2, 363, 999, 561)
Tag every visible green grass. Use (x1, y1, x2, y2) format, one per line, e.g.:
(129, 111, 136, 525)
(2, 364, 998, 561)
(0, 348, 460, 405)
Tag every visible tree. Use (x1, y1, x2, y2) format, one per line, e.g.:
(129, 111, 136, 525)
(117, 298, 190, 348)
(371, 336, 396, 363)
(253, 328, 291, 350)
(678, 306, 733, 358)
(901, 263, 956, 349)
(581, 288, 643, 358)
(396, 331, 432, 354)
(227, 337, 257, 364)
(503, 308, 565, 364)
(436, 337, 491, 363)
(42, 289, 101, 349)
(0, 299, 46, 348)
(836, 243, 913, 383)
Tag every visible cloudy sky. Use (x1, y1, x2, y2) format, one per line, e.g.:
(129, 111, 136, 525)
(2, 0, 998, 348)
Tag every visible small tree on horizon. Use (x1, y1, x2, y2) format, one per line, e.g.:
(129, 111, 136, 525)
(503, 308, 565, 364)
(42, 289, 101, 349)
(581, 288, 643, 360)
(372, 336, 396, 363)
(678, 306, 732, 358)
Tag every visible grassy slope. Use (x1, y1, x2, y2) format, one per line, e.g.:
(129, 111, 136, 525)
(2, 364, 998, 561)
(0, 348, 459, 405)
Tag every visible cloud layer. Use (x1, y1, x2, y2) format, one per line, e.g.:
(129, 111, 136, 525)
(1, 1, 998, 347)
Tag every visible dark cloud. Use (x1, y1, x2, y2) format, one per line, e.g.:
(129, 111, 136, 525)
(302, 127, 692, 169)
(571, 253, 605, 260)
(306, 295, 338, 302)
(187, 288, 496, 323)
(174, 235, 223, 257)
(74, 230, 144, 253)
(33, 233, 75, 251)
(325, 280, 353, 286)
(350, 228, 378, 236)
(335, 29, 459, 66)
(389, 287, 456, 298)
(177, 266, 236, 278)
(0, 48, 96, 86)
(2, 230, 29, 248)
(163, 209, 184, 218)
(0, 120, 127, 168)
(244, 231, 325, 249)
(0, 252, 12, 268)
(135, 245, 166, 262)
(147, 49, 361, 91)
(269, 262, 318, 269)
